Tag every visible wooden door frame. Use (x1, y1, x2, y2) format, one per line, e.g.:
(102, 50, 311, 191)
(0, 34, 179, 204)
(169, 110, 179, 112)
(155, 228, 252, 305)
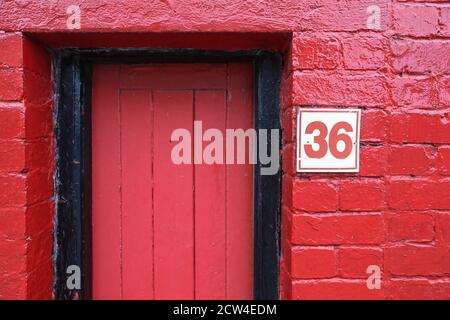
(52, 49, 282, 300)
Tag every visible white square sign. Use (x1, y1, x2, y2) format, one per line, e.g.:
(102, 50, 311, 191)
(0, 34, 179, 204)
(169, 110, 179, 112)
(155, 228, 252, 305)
(296, 108, 361, 172)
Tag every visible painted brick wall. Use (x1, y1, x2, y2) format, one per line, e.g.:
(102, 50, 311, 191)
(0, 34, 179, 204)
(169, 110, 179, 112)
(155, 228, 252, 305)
(0, 34, 54, 299)
(280, 2, 450, 300)
(0, 0, 449, 299)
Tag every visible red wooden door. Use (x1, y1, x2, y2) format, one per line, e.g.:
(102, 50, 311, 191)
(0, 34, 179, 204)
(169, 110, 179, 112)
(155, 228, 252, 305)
(91, 63, 253, 300)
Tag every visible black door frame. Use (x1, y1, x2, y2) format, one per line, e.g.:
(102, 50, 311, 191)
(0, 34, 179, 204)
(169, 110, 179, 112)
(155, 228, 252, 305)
(52, 49, 282, 300)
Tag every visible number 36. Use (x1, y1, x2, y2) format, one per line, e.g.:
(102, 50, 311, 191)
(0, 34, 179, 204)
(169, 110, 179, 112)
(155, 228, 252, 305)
(304, 121, 353, 159)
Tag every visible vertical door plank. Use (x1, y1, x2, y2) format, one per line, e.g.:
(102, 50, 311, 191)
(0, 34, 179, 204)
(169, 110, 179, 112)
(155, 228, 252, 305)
(153, 91, 195, 299)
(91, 65, 122, 299)
(120, 90, 154, 299)
(194, 90, 227, 299)
(226, 63, 254, 299)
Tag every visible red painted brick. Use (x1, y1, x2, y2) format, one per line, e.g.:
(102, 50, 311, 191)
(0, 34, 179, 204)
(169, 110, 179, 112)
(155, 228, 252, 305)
(26, 229, 53, 272)
(0, 174, 27, 207)
(391, 40, 450, 74)
(291, 247, 337, 279)
(282, 143, 295, 176)
(281, 106, 295, 143)
(0, 104, 25, 139)
(361, 110, 387, 142)
(0, 67, 23, 101)
(0, 238, 27, 278)
(0, 208, 26, 240)
(437, 75, 450, 107)
(0, 141, 50, 176)
(23, 72, 52, 104)
(281, 224, 293, 288)
(26, 258, 52, 299)
(280, 73, 293, 110)
(292, 33, 341, 70)
(0, 273, 27, 299)
(26, 140, 52, 170)
(393, 4, 439, 37)
(388, 145, 434, 176)
(282, 177, 293, 214)
(26, 169, 53, 206)
(281, 239, 292, 276)
(0, 0, 392, 32)
(25, 105, 53, 139)
(386, 0, 447, 1)
(25, 201, 53, 238)
(23, 37, 52, 77)
(386, 245, 450, 276)
(292, 280, 384, 300)
(292, 214, 385, 245)
(292, 71, 389, 107)
(388, 179, 450, 210)
(279, 259, 290, 300)
(398, 0, 450, 2)
(0, 33, 22, 68)
(387, 279, 450, 300)
(387, 212, 434, 242)
(0, 141, 26, 172)
(359, 146, 387, 177)
(339, 247, 383, 278)
(436, 213, 450, 245)
(342, 35, 387, 70)
(296, 1, 391, 32)
(389, 112, 450, 144)
(293, 180, 337, 212)
(441, 7, 450, 37)
(339, 180, 384, 211)
(392, 76, 437, 109)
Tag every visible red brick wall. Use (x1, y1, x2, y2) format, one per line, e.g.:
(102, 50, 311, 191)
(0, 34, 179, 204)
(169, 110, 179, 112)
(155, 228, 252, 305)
(0, 0, 449, 300)
(281, 2, 450, 300)
(0, 34, 54, 299)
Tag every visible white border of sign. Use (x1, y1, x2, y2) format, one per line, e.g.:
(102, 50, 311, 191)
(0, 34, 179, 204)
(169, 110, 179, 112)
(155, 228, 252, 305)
(296, 108, 361, 173)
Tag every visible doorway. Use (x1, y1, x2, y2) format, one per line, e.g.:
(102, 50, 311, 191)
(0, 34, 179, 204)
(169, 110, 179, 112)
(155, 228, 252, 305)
(53, 50, 281, 300)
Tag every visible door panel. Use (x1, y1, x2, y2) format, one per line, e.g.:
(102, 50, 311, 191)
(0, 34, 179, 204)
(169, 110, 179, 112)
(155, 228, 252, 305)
(153, 91, 195, 299)
(194, 90, 227, 299)
(120, 90, 154, 299)
(226, 63, 254, 299)
(91, 65, 122, 299)
(92, 63, 253, 300)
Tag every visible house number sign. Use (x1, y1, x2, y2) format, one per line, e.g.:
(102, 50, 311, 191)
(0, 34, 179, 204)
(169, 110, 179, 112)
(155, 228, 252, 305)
(296, 108, 361, 173)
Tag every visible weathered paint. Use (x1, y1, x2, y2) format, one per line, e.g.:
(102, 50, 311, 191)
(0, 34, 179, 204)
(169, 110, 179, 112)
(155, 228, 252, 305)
(0, 0, 450, 300)
(0, 0, 392, 32)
